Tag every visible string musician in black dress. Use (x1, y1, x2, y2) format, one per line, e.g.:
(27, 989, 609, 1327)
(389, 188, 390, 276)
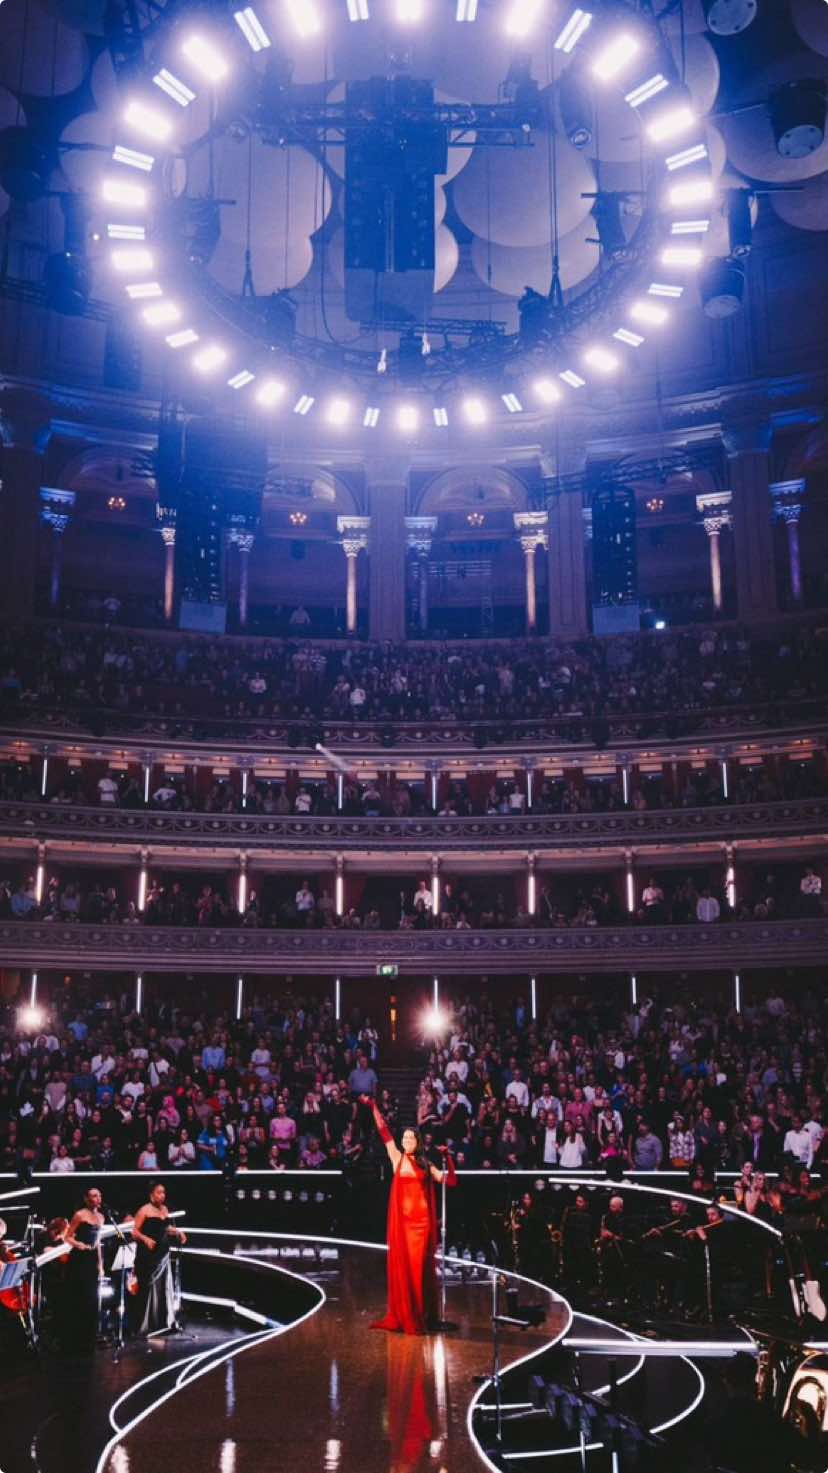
(62, 1187, 105, 1353)
(131, 1182, 187, 1336)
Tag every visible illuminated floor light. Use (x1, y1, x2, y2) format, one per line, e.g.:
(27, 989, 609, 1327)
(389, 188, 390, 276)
(153, 69, 196, 107)
(501, 392, 523, 412)
(559, 368, 586, 387)
(646, 105, 696, 144)
(591, 33, 640, 83)
(661, 245, 703, 267)
(397, 405, 420, 431)
(505, 0, 545, 39)
(125, 281, 162, 299)
(256, 379, 285, 406)
(124, 100, 173, 143)
(534, 377, 561, 404)
(614, 327, 644, 346)
(583, 345, 619, 373)
(181, 35, 229, 83)
(285, 0, 322, 37)
(666, 142, 708, 171)
(193, 344, 227, 373)
(629, 299, 668, 325)
(363, 405, 380, 426)
(166, 327, 199, 348)
(111, 247, 154, 272)
(456, 0, 477, 18)
(102, 178, 147, 209)
(463, 397, 487, 425)
(294, 393, 315, 414)
(228, 369, 255, 389)
(234, 7, 271, 50)
(625, 74, 668, 108)
(433, 406, 448, 426)
(671, 218, 710, 234)
(554, 7, 592, 52)
(669, 176, 715, 206)
(648, 281, 684, 298)
(347, 0, 370, 17)
(326, 397, 351, 426)
(107, 223, 146, 240)
(142, 301, 180, 327)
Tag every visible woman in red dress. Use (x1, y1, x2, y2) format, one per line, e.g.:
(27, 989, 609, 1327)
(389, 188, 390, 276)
(364, 1096, 457, 1334)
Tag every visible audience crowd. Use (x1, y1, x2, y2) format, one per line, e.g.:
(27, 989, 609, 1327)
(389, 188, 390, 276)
(1, 620, 825, 735)
(0, 864, 822, 931)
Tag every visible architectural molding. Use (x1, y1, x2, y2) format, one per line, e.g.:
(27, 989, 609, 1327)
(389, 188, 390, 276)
(0, 918, 825, 975)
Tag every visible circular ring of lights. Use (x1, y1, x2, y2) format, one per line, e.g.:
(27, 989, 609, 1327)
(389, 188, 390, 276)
(99, 0, 717, 433)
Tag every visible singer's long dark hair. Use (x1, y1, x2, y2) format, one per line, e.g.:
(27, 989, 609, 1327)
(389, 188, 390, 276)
(400, 1125, 430, 1174)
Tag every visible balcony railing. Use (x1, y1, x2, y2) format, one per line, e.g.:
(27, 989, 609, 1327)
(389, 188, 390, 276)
(1, 794, 826, 851)
(0, 917, 825, 974)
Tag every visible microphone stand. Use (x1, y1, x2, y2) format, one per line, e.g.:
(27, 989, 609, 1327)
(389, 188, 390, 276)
(105, 1210, 130, 1364)
(436, 1158, 458, 1333)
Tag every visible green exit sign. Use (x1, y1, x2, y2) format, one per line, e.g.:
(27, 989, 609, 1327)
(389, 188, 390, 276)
(376, 963, 399, 978)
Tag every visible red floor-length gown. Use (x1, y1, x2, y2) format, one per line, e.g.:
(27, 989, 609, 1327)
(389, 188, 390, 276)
(372, 1125, 457, 1335)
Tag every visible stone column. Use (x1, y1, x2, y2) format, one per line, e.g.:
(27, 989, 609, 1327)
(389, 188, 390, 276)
(229, 529, 256, 628)
(696, 491, 732, 614)
(39, 488, 75, 610)
(722, 421, 778, 621)
(543, 450, 589, 639)
(336, 515, 370, 636)
(770, 479, 806, 605)
(159, 524, 176, 623)
(405, 516, 437, 633)
(366, 459, 410, 642)
(513, 512, 549, 635)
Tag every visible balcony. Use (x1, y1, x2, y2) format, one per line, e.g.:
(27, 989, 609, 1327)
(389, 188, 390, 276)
(1, 794, 827, 853)
(0, 917, 825, 974)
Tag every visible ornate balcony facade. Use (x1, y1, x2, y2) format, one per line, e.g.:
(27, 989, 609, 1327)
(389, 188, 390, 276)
(0, 917, 825, 976)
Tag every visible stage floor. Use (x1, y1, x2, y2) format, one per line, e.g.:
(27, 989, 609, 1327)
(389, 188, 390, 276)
(102, 1237, 568, 1473)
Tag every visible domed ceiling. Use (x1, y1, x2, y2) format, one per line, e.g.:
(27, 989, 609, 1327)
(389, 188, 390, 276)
(0, 0, 827, 424)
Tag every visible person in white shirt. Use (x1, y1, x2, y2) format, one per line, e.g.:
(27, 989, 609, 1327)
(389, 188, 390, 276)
(784, 1114, 813, 1167)
(152, 782, 178, 806)
(49, 1145, 76, 1173)
(97, 774, 118, 805)
(505, 1069, 530, 1109)
(558, 1122, 588, 1168)
(295, 880, 316, 915)
(536, 1110, 559, 1166)
(413, 879, 433, 912)
(169, 1132, 196, 1168)
(800, 866, 822, 915)
(250, 1039, 272, 1078)
(696, 888, 721, 923)
(508, 786, 525, 814)
(91, 1051, 114, 1080)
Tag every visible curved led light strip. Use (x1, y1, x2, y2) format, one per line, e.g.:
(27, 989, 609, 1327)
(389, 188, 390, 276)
(96, 0, 715, 431)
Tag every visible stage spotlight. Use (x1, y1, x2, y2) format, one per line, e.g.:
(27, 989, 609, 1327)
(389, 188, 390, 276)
(671, 218, 710, 235)
(559, 67, 593, 148)
(770, 80, 826, 160)
(112, 144, 154, 172)
(554, 8, 592, 53)
(228, 369, 255, 388)
(234, 7, 271, 50)
(625, 74, 668, 109)
(166, 328, 199, 347)
(125, 281, 162, 299)
(463, 397, 487, 425)
(326, 397, 351, 426)
(286, 0, 322, 35)
(591, 33, 640, 83)
(142, 300, 180, 327)
(256, 378, 286, 407)
(111, 247, 154, 273)
(668, 176, 714, 207)
(660, 245, 703, 267)
(646, 104, 696, 144)
(505, 0, 545, 39)
(107, 223, 146, 240)
(348, 0, 370, 18)
(629, 299, 668, 326)
(17, 1005, 45, 1030)
(396, 0, 423, 20)
(363, 405, 380, 427)
(397, 404, 420, 432)
(702, 0, 757, 37)
(422, 1004, 449, 1037)
(665, 142, 708, 171)
(124, 100, 173, 143)
(0, 126, 50, 201)
(102, 177, 147, 209)
(433, 406, 448, 426)
(559, 368, 585, 387)
(192, 344, 227, 373)
(456, 0, 477, 18)
(294, 393, 315, 414)
(583, 346, 618, 374)
(700, 257, 745, 318)
(534, 377, 561, 404)
(613, 327, 644, 347)
(648, 281, 683, 297)
(501, 392, 523, 413)
(181, 35, 229, 84)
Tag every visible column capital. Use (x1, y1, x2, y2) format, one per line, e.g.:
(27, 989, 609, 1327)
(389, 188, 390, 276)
(404, 515, 437, 555)
(770, 479, 806, 523)
(721, 420, 772, 458)
(228, 529, 256, 553)
(581, 505, 593, 542)
(39, 486, 75, 532)
(696, 490, 732, 535)
(337, 514, 370, 556)
(513, 511, 549, 553)
(160, 524, 176, 548)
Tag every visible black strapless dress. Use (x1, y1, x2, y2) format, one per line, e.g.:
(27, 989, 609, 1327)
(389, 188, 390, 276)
(62, 1218, 101, 1352)
(133, 1213, 176, 1335)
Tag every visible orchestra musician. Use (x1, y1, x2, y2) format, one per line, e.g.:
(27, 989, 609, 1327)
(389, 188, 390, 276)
(596, 1194, 630, 1301)
(559, 1192, 594, 1290)
(641, 1198, 692, 1311)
